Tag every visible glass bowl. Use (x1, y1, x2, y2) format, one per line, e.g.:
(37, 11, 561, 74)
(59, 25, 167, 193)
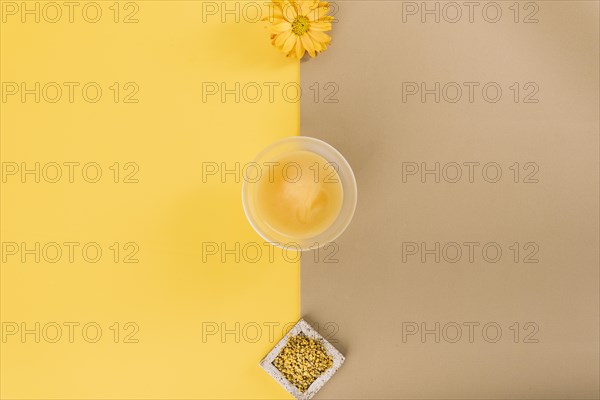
(242, 137, 357, 251)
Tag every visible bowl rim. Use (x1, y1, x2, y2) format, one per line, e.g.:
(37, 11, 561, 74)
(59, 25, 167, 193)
(241, 136, 357, 251)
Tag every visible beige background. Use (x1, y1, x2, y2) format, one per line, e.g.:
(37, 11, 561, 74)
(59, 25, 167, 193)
(301, 1, 599, 398)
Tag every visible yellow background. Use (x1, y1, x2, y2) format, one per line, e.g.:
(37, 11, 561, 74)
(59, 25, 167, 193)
(1, 1, 299, 398)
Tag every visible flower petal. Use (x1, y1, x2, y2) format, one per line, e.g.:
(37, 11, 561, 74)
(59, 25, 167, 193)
(308, 28, 331, 44)
(282, 33, 297, 53)
(266, 16, 287, 25)
(307, 3, 329, 21)
(307, 32, 323, 51)
(295, 36, 306, 58)
(281, 0, 297, 21)
(308, 20, 331, 31)
(270, 21, 291, 33)
(298, 0, 318, 16)
(300, 34, 316, 57)
(274, 30, 292, 47)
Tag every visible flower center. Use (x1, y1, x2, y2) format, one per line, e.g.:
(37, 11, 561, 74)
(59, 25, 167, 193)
(291, 16, 310, 35)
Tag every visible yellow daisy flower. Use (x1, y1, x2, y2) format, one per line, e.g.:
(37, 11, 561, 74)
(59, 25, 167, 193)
(265, 0, 334, 59)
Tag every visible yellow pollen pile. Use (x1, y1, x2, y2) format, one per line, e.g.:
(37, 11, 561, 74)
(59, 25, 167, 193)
(272, 335, 333, 393)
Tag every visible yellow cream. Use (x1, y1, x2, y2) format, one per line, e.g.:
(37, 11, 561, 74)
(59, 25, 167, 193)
(255, 150, 343, 239)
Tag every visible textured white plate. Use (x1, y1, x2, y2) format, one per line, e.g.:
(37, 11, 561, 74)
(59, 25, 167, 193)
(260, 319, 345, 400)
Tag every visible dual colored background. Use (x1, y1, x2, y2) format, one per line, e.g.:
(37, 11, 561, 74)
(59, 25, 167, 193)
(2, 1, 600, 399)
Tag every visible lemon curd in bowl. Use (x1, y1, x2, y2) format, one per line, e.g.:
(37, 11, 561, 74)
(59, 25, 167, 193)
(242, 137, 357, 250)
(256, 150, 343, 239)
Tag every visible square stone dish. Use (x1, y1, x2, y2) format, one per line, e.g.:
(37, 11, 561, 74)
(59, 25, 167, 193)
(259, 319, 345, 400)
